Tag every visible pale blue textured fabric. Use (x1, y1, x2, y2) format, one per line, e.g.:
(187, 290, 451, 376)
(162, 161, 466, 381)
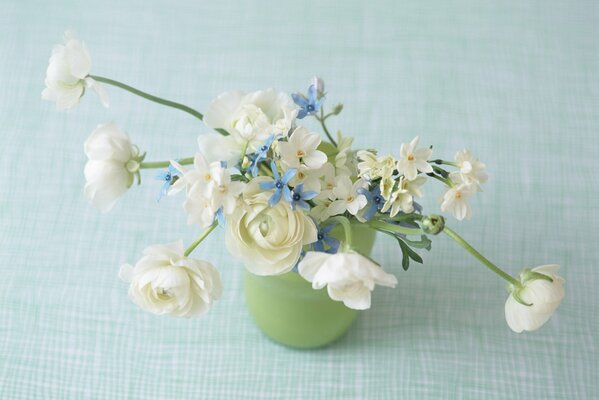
(1, 1, 598, 398)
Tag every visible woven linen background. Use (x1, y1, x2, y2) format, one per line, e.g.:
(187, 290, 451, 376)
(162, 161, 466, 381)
(1, 0, 597, 398)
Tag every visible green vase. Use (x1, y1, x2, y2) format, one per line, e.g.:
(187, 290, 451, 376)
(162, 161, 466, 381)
(243, 225, 377, 349)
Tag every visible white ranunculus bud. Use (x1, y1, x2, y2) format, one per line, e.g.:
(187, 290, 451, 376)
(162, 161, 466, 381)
(298, 251, 398, 310)
(225, 177, 318, 275)
(119, 241, 222, 318)
(504, 264, 565, 333)
(42, 31, 108, 110)
(83, 122, 139, 213)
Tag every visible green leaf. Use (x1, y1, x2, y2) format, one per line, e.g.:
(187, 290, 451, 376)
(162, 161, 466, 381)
(402, 235, 432, 251)
(397, 238, 423, 266)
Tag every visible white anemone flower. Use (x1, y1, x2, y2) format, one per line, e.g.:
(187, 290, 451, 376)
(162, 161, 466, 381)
(396, 136, 433, 181)
(298, 251, 398, 310)
(505, 265, 565, 333)
(42, 31, 108, 110)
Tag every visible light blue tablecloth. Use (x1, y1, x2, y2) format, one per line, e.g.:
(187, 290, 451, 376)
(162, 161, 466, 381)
(1, 1, 597, 398)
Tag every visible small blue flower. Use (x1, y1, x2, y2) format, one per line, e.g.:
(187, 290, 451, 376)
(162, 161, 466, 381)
(358, 185, 386, 220)
(292, 84, 324, 119)
(215, 208, 225, 227)
(311, 224, 340, 254)
(250, 134, 275, 177)
(155, 164, 180, 202)
(289, 183, 318, 210)
(259, 161, 296, 207)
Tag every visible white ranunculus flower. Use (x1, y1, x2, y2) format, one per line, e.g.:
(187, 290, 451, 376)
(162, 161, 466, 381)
(197, 132, 245, 166)
(42, 31, 108, 110)
(119, 241, 222, 318)
(298, 251, 398, 310)
(504, 265, 565, 333)
(203, 89, 298, 150)
(225, 177, 318, 275)
(84, 122, 139, 213)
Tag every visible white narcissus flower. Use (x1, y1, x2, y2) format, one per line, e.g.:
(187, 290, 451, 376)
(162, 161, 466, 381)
(450, 149, 488, 189)
(278, 126, 327, 170)
(328, 176, 368, 216)
(209, 164, 245, 215)
(119, 241, 222, 318)
(505, 265, 565, 333)
(183, 185, 218, 228)
(174, 155, 245, 228)
(334, 132, 356, 176)
(42, 31, 108, 110)
(396, 136, 433, 181)
(225, 177, 318, 275)
(170, 153, 216, 197)
(203, 89, 298, 150)
(298, 251, 398, 310)
(381, 176, 426, 216)
(440, 179, 477, 220)
(84, 122, 139, 213)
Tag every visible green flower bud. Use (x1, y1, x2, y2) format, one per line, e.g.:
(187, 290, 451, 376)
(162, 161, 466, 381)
(332, 103, 344, 115)
(421, 215, 445, 235)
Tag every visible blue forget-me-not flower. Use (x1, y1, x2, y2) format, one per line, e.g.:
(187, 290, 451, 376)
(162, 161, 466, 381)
(292, 84, 324, 119)
(289, 183, 318, 210)
(311, 223, 340, 254)
(259, 161, 297, 207)
(250, 134, 275, 177)
(155, 164, 180, 202)
(358, 185, 386, 220)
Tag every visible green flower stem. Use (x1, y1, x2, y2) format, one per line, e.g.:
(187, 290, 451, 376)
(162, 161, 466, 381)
(443, 226, 520, 287)
(184, 222, 218, 257)
(428, 173, 454, 187)
(317, 107, 337, 147)
(368, 219, 423, 237)
(325, 216, 352, 248)
(90, 75, 211, 127)
(430, 160, 460, 168)
(139, 157, 194, 169)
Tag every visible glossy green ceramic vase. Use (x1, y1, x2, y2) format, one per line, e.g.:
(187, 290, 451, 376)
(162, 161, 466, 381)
(244, 225, 376, 349)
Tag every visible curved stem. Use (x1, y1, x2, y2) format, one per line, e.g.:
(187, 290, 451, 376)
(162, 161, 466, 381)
(318, 108, 337, 146)
(368, 219, 422, 236)
(90, 75, 207, 124)
(140, 157, 194, 169)
(443, 226, 520, 286)
(184, 222, 218, 257)
(427, 173, 454, 187)
(325, 216, 352, 248)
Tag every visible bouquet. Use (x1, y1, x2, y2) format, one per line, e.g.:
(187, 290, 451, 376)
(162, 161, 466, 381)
(43, 31, 564, 334)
